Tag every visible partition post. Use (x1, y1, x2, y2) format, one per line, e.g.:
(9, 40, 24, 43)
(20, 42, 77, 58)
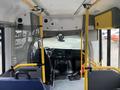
(99, 30, 102, 65)
(107, 30, 111, 66)
(118, 28, 120, 67)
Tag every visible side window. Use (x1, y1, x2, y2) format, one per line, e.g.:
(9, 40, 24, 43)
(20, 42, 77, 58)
(111, 29, 119, 67)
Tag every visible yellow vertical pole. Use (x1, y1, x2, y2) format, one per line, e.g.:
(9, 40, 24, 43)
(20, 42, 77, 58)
(84, 8, 89, 90)
(80, 31, 83, 78)
(39, 15, 46, 83)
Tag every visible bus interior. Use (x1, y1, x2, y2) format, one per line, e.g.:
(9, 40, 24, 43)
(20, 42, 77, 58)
(0, 0, 120, 90)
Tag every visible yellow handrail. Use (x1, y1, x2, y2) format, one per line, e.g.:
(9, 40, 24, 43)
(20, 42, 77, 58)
(14, 63, 38, 70)
(84, 7, 89, 90)
(88, 60, 120, 73)
(39, 15, 46, 83)
(80, 31, 83, 78)
(91, 60, 101, 66)
(89, 61, 98, 67)
(93, 66, 120, 73)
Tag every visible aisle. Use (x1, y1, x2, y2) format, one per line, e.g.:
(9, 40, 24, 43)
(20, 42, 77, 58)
(53, 78, 84, 90)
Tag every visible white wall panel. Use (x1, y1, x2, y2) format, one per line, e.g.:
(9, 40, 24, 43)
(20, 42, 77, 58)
(43, 16, 83, 31)
(5, 28, 12, 71)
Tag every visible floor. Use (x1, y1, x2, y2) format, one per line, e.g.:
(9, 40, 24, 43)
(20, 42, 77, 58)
(52, 78, 84, 90)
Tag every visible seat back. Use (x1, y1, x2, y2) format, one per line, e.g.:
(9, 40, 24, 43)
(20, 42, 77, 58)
(0, 78, 45, 90)
(88, 70, 120, 90)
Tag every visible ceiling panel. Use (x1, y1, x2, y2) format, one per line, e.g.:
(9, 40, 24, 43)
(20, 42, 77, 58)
(0, 0, 30, 22)
(90, 0, 120, 15)
(0, 0, 120, 21)
(33, 0, 87, 15)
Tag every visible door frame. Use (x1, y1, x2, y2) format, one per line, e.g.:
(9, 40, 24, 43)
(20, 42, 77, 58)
(0, 27, 5, 73)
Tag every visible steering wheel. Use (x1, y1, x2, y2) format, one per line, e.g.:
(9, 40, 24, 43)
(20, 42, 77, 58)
(45, 47, 55, 58)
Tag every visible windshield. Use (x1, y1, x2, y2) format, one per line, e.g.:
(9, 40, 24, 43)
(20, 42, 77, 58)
(33, 35, 83, 50)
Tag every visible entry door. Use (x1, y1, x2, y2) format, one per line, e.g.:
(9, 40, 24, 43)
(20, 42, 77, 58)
(0, 27, 5, 74)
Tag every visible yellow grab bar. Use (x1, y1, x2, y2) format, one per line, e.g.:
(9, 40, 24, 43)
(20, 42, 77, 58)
(14, 63, 38, 70)
(89, 60, 100, 67)
(39, 15, 46, 83)
(80, 31, 83, 78)
(93, 66, 120, 73)
(89, 61, 97, 67)
(88, 60, 120, 73)
(84, 7, 90, 90)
